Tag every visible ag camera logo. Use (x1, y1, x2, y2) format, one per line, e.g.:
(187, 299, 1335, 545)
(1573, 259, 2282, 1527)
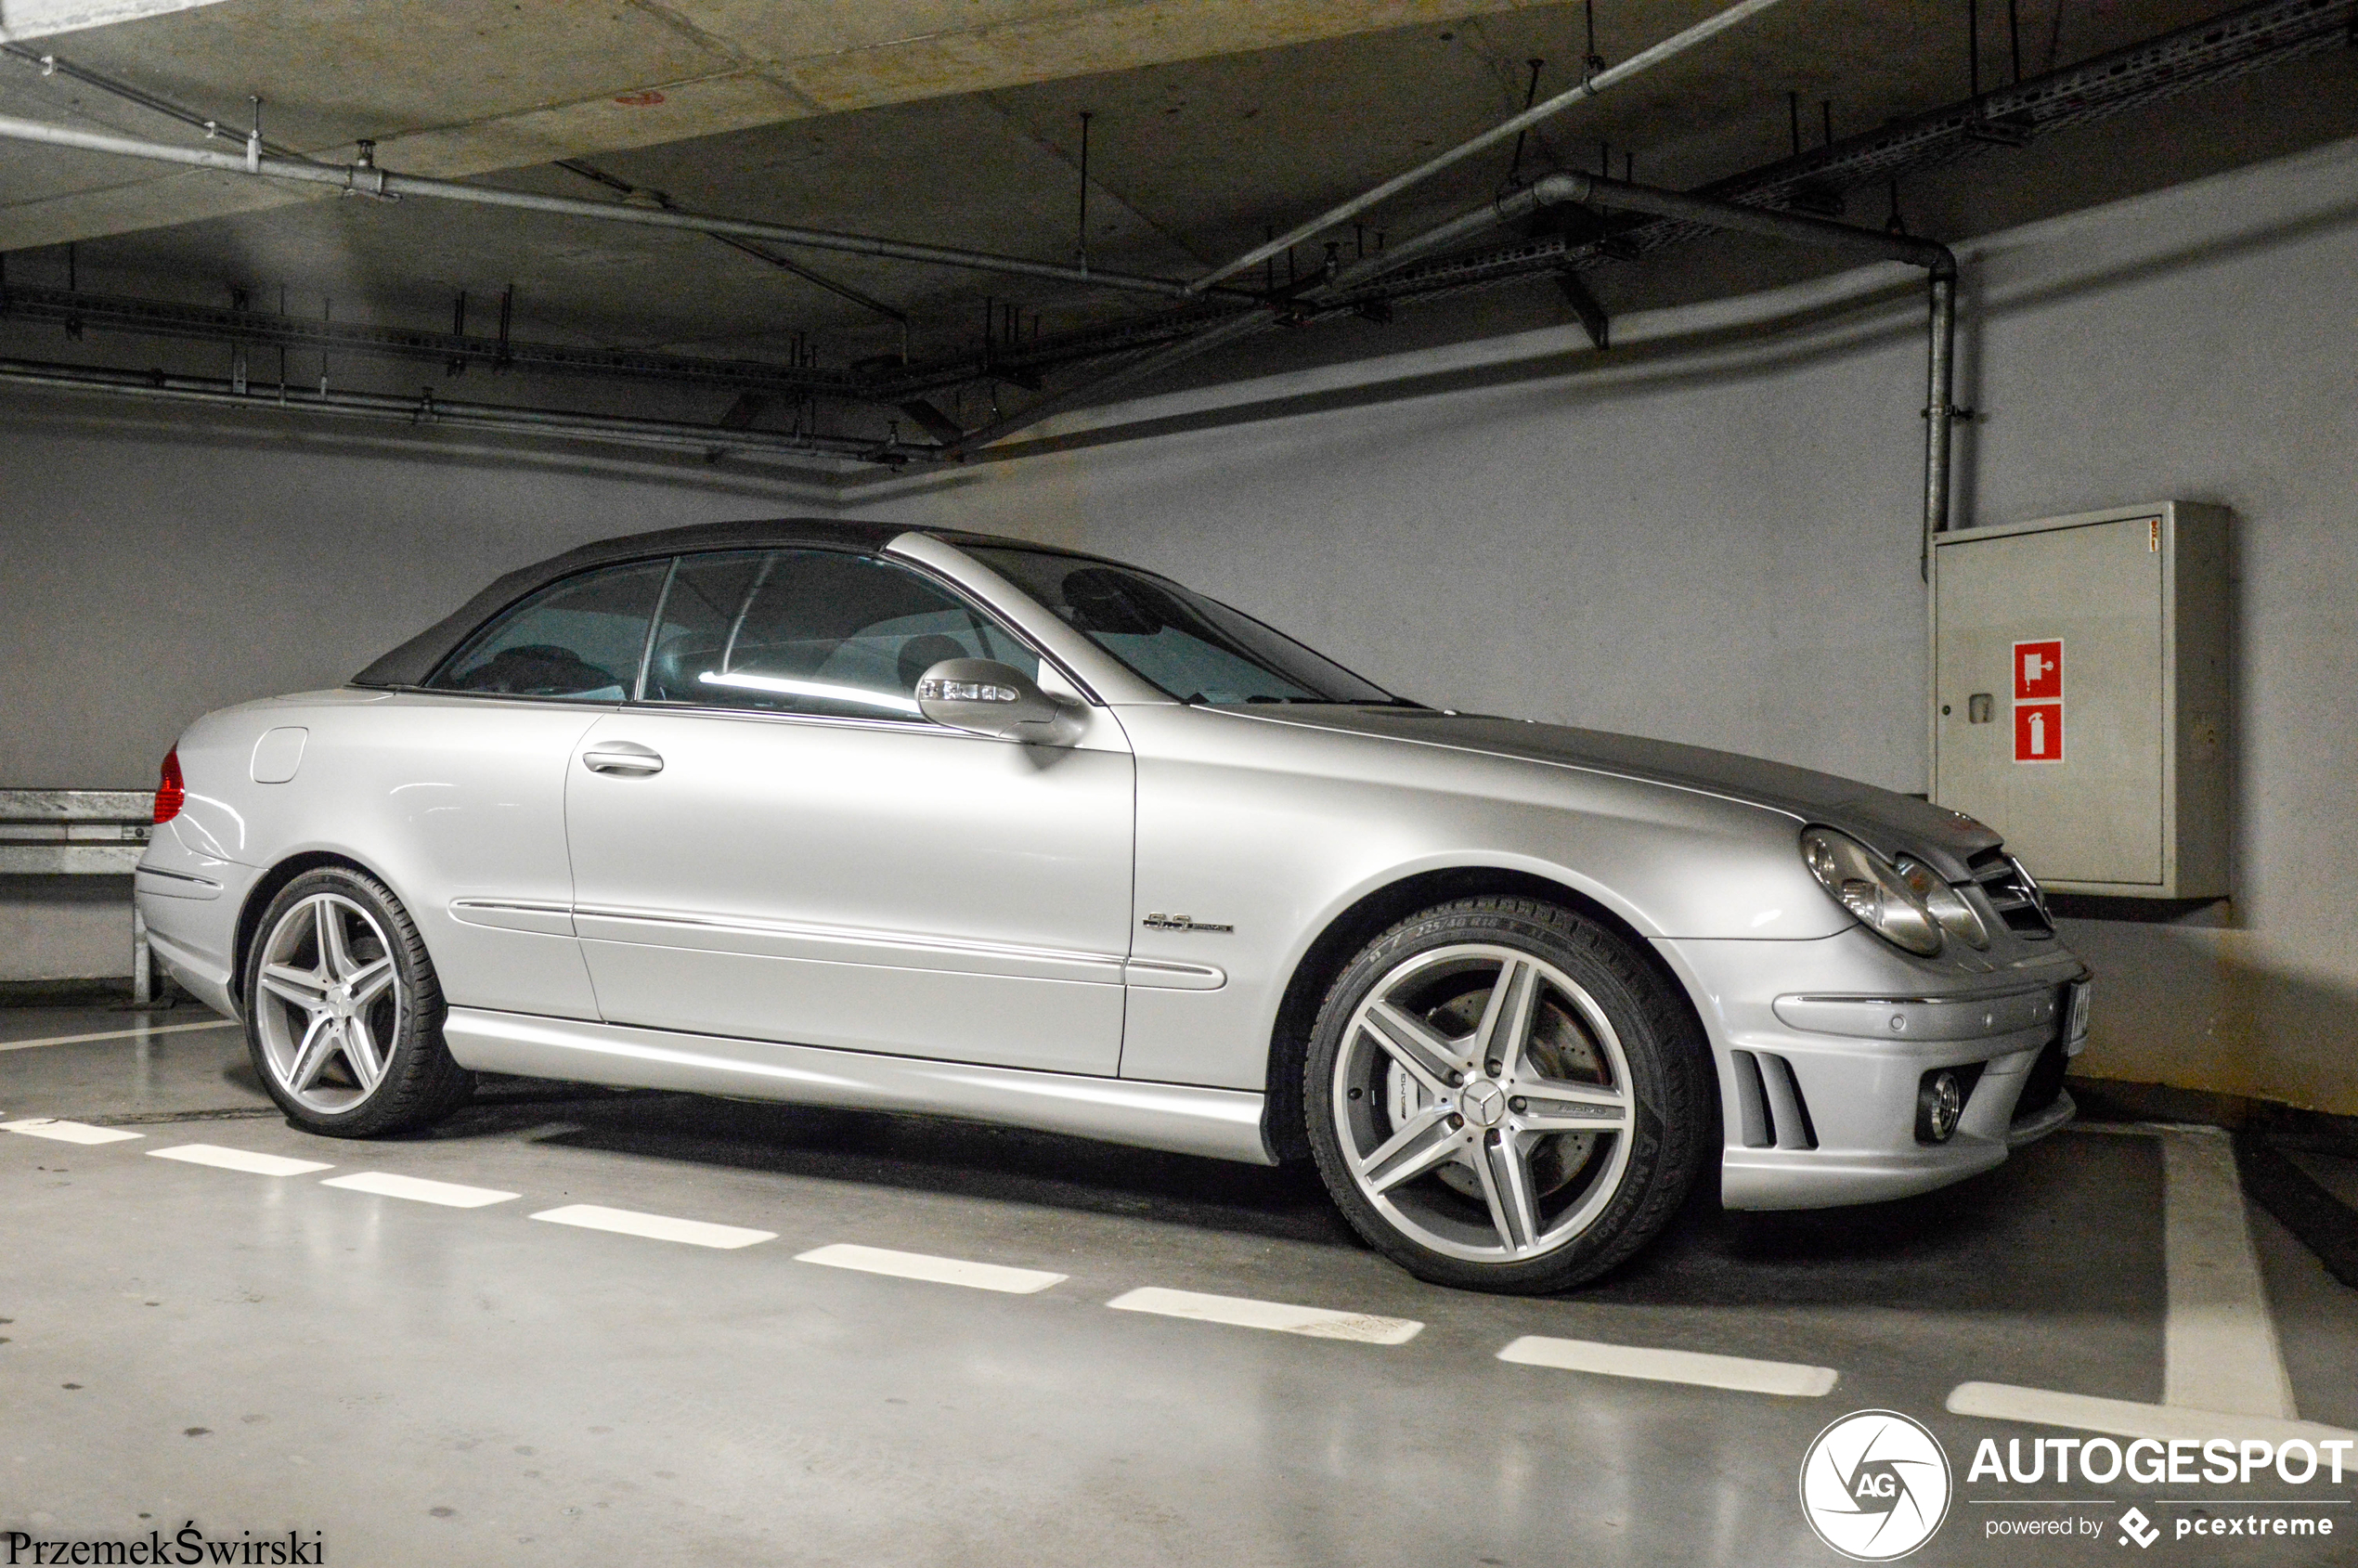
(1800, 1409, 1954, 1561)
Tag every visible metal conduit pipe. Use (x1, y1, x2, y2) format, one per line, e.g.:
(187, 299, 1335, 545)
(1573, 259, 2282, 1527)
(0, 281, 866, 396)
(0, 43, 312, 161)
(0, 113, 1247, 303)
(952, 171, 1963, 466)
(1523, 173, 1956, 272)
(935, 167, 1619, 456)
(1924, 269, 1958, 571)
(1194, 0, 1789, 292)
(937, 307, 1269, 460)
(0, 356, 933, 462)
(1523, 174, 1963, 572)
(898, 0, 2339, 416)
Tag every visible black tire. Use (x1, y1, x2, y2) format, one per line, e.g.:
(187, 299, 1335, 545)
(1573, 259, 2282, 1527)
(1303, 896, 1711, 1293)
(240, 866, 473, 1137)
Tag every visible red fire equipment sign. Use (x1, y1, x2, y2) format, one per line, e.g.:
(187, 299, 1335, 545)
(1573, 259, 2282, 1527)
(2014, 639, 2063, 700)
(2012, 638, 2065, 763)
(2015, 701, 2064, 763)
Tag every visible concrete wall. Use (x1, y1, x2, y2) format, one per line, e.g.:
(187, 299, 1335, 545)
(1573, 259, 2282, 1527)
(855, 136, 2358, 1114)
(4, 136, 2353, 1121)
(0, 408, 827, 980)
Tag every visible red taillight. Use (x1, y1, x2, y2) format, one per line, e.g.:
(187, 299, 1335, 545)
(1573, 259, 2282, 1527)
(153, 747, 186, 824)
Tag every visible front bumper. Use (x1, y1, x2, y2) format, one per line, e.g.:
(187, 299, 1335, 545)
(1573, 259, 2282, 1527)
(1653, 927, 2088, 1212)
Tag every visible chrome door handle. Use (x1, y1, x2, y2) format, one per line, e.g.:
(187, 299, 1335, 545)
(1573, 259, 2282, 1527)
(582, 745, 664, 775)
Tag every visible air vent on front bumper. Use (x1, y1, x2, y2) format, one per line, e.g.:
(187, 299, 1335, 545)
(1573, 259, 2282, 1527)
(2012, 1039, 2069, 1124)
(1968, 848, 2053, 939)
(1732, 1051, 1819, 1150)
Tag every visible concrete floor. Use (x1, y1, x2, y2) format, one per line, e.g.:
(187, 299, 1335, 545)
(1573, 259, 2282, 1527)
(4, 1004, 2354, 1567)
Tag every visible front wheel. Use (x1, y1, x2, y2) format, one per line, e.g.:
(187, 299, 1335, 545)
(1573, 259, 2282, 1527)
(242, 866, 473, 1136)
(1304, 897, 1711, 1293)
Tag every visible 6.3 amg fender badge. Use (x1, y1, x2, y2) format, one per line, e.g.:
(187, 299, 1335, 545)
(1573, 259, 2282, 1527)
(1142, 913, 1233, 933)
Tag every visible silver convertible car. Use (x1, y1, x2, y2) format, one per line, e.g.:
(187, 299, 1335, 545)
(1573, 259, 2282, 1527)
(136, 519, 2089, 1293)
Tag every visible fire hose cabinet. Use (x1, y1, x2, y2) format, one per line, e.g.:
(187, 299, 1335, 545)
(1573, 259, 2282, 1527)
(1932, 501, 2229, 898)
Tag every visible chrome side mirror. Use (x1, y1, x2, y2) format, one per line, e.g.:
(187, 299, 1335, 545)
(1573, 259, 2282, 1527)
(915, 658, 1085, 746)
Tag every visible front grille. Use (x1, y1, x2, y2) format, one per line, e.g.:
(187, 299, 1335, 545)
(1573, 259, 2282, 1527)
(1969, 848, 2053, 939)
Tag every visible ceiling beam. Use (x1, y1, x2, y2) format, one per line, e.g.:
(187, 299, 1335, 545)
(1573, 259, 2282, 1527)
(0, 0, 1541, 252)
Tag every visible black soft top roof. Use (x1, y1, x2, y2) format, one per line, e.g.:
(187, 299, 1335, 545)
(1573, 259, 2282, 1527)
(351, 516, 1040, 689)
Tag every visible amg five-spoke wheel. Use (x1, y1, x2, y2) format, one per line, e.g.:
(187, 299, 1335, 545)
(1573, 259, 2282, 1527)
(255, 892, 400, 1112)
(1306, 897, 1711, 1293)
(1340, 944, 1637, 1263)
(242, 866, 473, 1136)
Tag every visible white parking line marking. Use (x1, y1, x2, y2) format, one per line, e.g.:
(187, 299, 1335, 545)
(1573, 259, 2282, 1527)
(1106, 1286, 1422, 1344)
(149, 1144, 331, 1176)
(532, 1204, 774, 1250)
(0, 1019, 240, 1052)
(2161, 1132, 2298, 1418)
(1945, 1384, 2358, 1445)
(795, 1243, 1066, 1294)
(1, 1118, 143, 1145)
(1497, 1334, 1839, 1396)
(319, 1172, 517, 1208)
(1950, 1125, 2317, 1439)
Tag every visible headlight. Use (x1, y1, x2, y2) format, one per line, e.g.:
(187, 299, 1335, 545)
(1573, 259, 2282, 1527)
(1895, 857, 1991, 951)
(1800, 827, 1944, 956)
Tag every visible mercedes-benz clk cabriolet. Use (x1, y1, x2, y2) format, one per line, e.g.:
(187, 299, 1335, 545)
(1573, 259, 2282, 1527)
(136, 519, 2089, 1292)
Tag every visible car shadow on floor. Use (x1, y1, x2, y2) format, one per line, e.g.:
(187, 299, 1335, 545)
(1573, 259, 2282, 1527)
(373, 1071, 2166, 1313)
(1595, 1130, 2165, 1315)
(414, 1080, 1363, 1248)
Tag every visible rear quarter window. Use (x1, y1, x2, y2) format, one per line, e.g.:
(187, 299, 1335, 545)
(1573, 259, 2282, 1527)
(427, 559, 669, 698)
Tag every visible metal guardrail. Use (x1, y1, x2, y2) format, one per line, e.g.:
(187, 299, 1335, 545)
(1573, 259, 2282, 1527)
(0, 789, 159, 1002)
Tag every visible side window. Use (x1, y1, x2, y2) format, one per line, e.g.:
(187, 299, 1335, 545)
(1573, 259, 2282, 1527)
(644, 549, 1038, 721)
(426, 559, 669, 698)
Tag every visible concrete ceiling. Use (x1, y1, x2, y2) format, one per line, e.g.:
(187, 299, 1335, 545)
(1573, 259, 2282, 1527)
(0, 0, 2351, 414)
(0, 0, 1554, 250)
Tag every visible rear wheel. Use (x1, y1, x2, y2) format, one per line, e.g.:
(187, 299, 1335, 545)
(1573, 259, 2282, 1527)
(1304, 897, 1711, 1293)
(242, 867, 473, 1136)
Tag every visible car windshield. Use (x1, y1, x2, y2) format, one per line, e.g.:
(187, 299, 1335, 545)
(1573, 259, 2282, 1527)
(967, 546, 1405, 706)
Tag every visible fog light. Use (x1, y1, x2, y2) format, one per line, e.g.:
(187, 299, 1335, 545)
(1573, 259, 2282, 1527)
(1917, 1070, 1964, 1144)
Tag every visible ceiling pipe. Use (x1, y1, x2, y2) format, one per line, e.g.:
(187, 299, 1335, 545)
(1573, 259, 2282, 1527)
(911, 0, 2348, 410)
(0, 43, 311, 161)
(1191, 0, 1788, 293)
(551, 158, 909, 330)
(0, 355, 933, 463)
(934, 186, 1591, 457)
(0, 113, 1250, 303)
(938, 308, 1270, 459)
(1531, 175, 1961, 581)
(931, 162, 1655, 457)
(1524, 173, 1954, 272)
(0, 281, 866, 396)
(952, 170, 1962, 544)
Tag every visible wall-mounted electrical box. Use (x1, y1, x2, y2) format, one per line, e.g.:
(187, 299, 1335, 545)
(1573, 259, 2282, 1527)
(1932, 501, 2229, 899)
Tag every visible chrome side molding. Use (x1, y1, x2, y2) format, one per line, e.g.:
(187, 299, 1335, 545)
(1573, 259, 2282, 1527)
(448, 899, 577, 937)
(441, 1007, 1274, 1165)
(1120, 956, 1225, 991)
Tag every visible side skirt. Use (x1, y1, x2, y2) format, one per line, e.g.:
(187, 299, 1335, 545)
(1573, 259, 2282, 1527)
(442, 1006, 1276, 1166)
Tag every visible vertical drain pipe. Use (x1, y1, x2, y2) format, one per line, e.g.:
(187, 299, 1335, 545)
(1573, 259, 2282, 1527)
(1923, 260, 1958, 577)
(1923, 260, 1960, 796)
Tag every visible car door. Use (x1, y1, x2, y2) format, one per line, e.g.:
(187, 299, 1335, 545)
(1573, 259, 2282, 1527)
(564, 547, 1136, 1076)
(381, 554, 677, 1021)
